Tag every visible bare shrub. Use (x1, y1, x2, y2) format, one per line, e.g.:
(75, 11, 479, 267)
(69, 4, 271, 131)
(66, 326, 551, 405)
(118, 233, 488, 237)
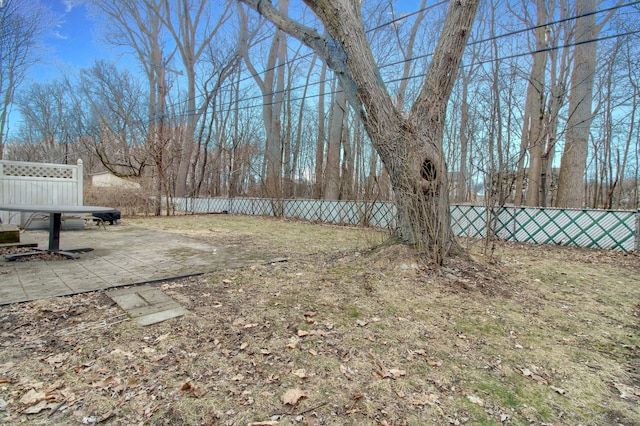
(84, 186, 155, 217)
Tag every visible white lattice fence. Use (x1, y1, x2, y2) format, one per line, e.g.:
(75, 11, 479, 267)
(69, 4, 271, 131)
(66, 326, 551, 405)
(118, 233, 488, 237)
(0, 159, 84, 227)
(171, 197, 639, 252)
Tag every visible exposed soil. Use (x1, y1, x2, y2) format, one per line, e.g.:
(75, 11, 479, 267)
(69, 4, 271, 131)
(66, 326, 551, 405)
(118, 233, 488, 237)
(0, 215, 639, 425)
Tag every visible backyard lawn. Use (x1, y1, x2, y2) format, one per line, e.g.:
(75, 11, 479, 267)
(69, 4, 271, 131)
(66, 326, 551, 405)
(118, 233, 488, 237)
(1, 214, 639, 425)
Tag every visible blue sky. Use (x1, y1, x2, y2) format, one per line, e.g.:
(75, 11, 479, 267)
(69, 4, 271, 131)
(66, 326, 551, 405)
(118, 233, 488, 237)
(30, 0, 102, 81)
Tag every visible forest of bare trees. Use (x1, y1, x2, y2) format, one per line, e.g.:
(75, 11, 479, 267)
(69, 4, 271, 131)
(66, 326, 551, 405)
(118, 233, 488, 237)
(1, 0, 639, 218)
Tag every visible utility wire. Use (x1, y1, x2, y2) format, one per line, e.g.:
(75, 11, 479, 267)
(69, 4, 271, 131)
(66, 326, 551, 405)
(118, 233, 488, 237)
(192, 0, 640, 115)
(160, 24, 640, 117)
(217, 28, 640, 112)
(36, 1, 640, 130)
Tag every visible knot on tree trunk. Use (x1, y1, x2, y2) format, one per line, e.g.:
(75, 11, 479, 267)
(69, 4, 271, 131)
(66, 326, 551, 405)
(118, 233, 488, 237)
(419, 157, 440, 195)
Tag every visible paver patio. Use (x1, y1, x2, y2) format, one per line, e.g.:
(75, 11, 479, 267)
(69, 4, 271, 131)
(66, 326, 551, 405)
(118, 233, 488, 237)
(0, 224, 271, 305)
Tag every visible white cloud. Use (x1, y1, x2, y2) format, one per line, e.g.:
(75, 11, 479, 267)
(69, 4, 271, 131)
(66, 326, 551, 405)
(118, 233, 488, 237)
(52, 30, 68, 40)
(62, 0, 83, 13)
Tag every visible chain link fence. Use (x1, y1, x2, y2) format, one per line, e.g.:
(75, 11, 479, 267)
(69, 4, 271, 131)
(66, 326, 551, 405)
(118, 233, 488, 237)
(172, 197, 639, 252)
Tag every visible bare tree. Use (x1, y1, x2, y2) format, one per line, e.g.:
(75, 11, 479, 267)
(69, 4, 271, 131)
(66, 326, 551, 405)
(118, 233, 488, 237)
(0, 0, 54, 158)
(75, 60, 149, 177)
(556, 0, 620, 207)
(313, 60, 327, 199)
(239, 0, 479, 263)
(324, 83, 346, 200)
(14, 79, 77, 162)
(238, 1, 288, 201)
(89, 0, 177, 215)
(516, 0, 548, 207)
(157, 0, 232, 197)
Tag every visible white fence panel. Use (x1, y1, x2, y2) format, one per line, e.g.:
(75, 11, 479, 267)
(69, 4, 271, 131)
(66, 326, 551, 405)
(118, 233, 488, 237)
(0, 160, 84, 227)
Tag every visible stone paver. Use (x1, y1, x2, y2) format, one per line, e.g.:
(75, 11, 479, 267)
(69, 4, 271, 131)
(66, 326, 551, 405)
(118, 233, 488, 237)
(107, 286, 188, 326)
(0, 224, 271, 305)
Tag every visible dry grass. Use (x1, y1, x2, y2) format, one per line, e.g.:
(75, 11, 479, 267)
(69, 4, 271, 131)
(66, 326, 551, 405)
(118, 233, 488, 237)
(1, 214, 639, 425)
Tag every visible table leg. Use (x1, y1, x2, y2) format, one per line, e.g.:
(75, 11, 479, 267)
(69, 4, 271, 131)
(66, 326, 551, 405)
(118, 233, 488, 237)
(49, 212, 62, 251)
(5, 211, 94, 261)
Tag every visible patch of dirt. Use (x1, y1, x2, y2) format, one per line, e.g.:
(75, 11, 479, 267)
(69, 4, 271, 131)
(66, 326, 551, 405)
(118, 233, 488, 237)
(0, 247, 68, 262)
(1, 215, 639, 425)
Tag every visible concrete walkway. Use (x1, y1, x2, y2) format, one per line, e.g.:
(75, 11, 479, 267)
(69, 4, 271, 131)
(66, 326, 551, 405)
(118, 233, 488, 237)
(0, 224, 270, 305)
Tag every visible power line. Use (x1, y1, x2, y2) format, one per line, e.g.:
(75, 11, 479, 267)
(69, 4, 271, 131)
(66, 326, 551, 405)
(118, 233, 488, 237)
(22, 2, 640, 132)
(220, 27, 640, 112)
(170, 26, 639, 117)
(235, 2, 446, 90)
(190, 0, 640, 115)
(377, 0, 640, 73)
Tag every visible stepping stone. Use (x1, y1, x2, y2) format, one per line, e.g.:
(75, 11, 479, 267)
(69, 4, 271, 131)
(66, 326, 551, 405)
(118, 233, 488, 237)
(107, 286, 188, 326)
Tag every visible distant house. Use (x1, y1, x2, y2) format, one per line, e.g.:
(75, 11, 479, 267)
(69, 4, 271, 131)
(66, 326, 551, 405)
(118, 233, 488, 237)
(91, 171, 141, 189)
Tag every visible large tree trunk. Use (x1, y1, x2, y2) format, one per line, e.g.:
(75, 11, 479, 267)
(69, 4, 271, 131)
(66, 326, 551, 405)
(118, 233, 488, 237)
(324, 88, 345, 200)
(313, 61, 327, 199)
(522, 0, 548, 206)
(455, 71, 471, 204)
(556, 0, 598, 208)
(240, 0, 479, 263)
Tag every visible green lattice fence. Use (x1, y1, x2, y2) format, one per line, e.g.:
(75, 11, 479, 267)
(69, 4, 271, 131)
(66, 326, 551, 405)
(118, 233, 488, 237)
(171, 197, 639, 252)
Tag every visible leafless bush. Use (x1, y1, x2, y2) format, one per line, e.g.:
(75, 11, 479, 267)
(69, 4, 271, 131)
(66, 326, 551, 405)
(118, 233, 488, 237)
(84, 187, 155, 217)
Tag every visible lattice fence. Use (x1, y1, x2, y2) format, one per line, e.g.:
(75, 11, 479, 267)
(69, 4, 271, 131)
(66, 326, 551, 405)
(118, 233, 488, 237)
(172, 197, 639, 252)
(0, 159, 84, 227)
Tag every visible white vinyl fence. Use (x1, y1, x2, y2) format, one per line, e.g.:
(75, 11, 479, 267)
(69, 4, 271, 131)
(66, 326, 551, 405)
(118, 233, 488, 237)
(172, 197, 640, 252)
(0, 159, 84, 228)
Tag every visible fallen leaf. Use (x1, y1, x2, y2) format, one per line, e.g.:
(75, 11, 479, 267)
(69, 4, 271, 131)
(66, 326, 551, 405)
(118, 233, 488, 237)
(180, 381, 207, 398)
(23, 400, 50, 414)
(356, 320, 368, 327)
(427, 360, 443, 367)
(531, 374, 548, 385)
(517, 366, 548, 385)
(388, 368, 406, 378)
(369, 353, 405, 379)
(154, 333, 171, 343)
(20, 389, 46, 406)
(466, 394, 484, 407)
(292, 369, 308, 379)
(281, 388, 307, 406)
(412, 393, 438, 406)
(45, 380, 64, 393)
(613, 383, 639, 401)
(44, 353, 69, 368)
(340, 364, 355, 378)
